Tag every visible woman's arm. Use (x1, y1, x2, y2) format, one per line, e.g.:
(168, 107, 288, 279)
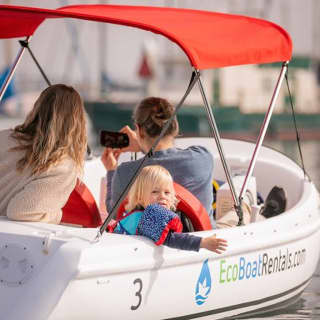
(106, 167, 128, 214)
(106, 170, 116, 213)
(7, 160, 78, 224)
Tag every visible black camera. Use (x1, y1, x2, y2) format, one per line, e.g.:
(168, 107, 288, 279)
(100, 130, 129, 149)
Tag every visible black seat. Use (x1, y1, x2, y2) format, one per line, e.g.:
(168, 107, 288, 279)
(176, 210, 195, 233)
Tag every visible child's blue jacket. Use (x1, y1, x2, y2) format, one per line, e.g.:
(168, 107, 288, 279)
(111, 204, 201, 251)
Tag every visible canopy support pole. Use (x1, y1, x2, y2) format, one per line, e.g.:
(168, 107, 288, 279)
(19, 39, 51, 86)
(239, 62, 288, 201)
(196, 70, 243, 225)
(0, 36, 31, 104)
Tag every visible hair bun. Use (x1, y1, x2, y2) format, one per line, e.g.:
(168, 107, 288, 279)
(134, 97, 177, 138)
(149, 107, 165, 126)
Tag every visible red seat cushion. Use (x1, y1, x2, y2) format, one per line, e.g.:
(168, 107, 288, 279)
(174, 182, 212, 231)
(117, 182, 212, 231)
(61, 179, 102, 227)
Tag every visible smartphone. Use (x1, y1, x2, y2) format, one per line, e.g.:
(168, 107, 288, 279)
(100, 130, 129, 149)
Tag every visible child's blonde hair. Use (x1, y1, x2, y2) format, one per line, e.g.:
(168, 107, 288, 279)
(125, 165, 177, 212)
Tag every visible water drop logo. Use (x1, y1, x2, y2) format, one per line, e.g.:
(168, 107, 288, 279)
(195, 259, 212, 305)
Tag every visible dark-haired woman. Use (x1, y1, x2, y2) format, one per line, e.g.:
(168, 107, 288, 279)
(101, 97, 214, 227)
(0, 84, 87, 223)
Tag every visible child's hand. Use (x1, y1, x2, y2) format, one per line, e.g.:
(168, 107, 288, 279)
(200, 234, 227, 254)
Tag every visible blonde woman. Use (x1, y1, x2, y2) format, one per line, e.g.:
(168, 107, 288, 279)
(0, 84, 87, 223)
(110, 165, 227, 253)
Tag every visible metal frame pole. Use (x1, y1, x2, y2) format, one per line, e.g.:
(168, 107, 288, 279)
(239, 62, 289, 200)
(20, 40, 51, 86)
(0, 36, 31, 104)
(196, 70, 243, 223)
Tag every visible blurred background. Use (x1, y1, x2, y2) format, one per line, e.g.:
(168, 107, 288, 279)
(1, 3, 319, 317)
(1, 0, 320, 160)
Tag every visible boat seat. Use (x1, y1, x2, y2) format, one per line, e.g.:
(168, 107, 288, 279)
(116, 182, 212, 231)
(61, 179, 102, 227)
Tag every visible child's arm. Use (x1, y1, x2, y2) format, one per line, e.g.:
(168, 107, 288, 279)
(164, 232, 227, 253)
(164, 232, 201, 251)
(138, 204, 227, 253)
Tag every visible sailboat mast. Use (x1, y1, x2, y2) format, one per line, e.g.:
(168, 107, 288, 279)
(99, 0, 108, 98)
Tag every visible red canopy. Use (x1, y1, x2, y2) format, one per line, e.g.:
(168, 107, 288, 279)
(0, 4, 292, 69)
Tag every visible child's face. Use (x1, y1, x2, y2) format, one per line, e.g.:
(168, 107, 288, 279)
(143, 183, 174, 210)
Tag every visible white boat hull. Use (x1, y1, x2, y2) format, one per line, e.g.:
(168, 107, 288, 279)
(1, 138, 320, 319)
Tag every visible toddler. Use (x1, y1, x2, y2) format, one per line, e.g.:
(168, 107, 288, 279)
(110, 165, 227, 253)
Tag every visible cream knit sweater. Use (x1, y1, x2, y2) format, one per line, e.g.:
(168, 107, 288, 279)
(0, 129, 78, 224)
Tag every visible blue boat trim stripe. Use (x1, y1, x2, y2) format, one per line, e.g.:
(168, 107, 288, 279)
(164, 277, 311, 320)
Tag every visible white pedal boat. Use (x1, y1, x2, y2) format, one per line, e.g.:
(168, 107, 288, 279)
(0, 4, 320, 320)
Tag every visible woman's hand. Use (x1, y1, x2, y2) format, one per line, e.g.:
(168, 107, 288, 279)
(119, 125, 141, 153)
(101, 147, 121, 171)
(200, 234, 228, 254)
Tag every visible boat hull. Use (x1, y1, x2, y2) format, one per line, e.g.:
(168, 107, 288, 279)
(0, 138, 319, 320)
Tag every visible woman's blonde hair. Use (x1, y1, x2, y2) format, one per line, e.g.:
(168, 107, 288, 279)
(10, 84, 87, 175)
(125, 165, 177, 212)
